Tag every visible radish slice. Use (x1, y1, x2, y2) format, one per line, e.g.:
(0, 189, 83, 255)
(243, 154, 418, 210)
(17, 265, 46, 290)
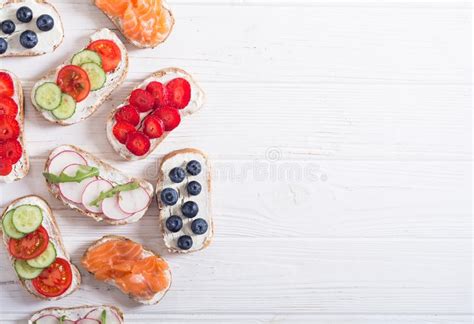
(85, 308, 122, 324)
(58, 164, 97, 204)
(81, 179, 112, 213)
(48, 150, 87, 175)
(76, 319, 101, 324)
(118, 186, 151, 214)
(102, 196, 133, 220)
(34, 315, 59, 324)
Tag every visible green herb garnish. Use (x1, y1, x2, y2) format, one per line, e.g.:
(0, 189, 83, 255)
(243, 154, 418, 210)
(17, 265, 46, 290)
(89, 182, 140, 207)
(43, 165, 99, 184)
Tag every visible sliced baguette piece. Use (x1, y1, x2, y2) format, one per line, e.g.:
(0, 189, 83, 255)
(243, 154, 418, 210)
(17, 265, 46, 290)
(1, 195, 81, 301)
(106, 67, 206, 160)
(93, 0, 174, 49)
(81, 235, 172, 305)
(29, 305, 124, 323)
(43, 144, 154, 225)
(157, 148, 214, 253)
(30, 28, 129, 125)
(0, 0, 64, 57)
(0, 70, 29, 183)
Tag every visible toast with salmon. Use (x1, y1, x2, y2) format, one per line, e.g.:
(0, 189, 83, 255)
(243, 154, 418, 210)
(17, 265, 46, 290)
(82, 235, 172, 305)
(157, 148, 214, 253)
(43, 145, 154, 225)
(0, 70, 29, 182)
(1, 195, 81, 301)
(93, 0, 174, 48)
(29, 305, 124, 324)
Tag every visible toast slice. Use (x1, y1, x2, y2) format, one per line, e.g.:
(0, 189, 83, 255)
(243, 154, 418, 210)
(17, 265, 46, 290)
(0, 70, 29, 183)
(30, 28, 128, 125)
(43, 144, 154, 225)
(81, 235, 172, 305)
(106, 67, 205, 160)
(1, 195, 81, 301)
(29, 305, 124, 323)
(157, 148, 213, 253)
(0, 0, 64, 57)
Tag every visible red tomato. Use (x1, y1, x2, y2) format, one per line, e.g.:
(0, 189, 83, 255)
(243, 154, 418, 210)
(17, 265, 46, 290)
(87, 39, 121, 73)
(57, 65, 91, 102)
(8, 226, 49, 260)
(32, 258, 73, 297)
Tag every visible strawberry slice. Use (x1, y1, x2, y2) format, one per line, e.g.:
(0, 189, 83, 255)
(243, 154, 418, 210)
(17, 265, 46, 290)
(126, 131, 150, 156)
(153, 107, 181, 131)
(0, 139, 22, 164)
(112, 121, 136, 144)
(143, 115, 164, 139)
(0, 158, 12, 176)
(115, 105, 140, 126)
(0, 95, 18, 117)
(129, 89, 154, 112)
(0, 72, 14, 97)
(166, 78, 191, 109)
(0, 116, 20, 141)
(146, 81, 167, 108)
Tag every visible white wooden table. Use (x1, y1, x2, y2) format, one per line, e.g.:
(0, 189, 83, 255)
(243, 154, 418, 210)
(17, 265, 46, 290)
(0, 0, 472, 323)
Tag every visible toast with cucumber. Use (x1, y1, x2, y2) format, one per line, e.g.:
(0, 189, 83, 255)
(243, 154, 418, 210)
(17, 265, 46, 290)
(43, 145, 154, 225)
(31, 28, 128, 125)
(1, 195, 81, 300)
(29, 305, 124, 324)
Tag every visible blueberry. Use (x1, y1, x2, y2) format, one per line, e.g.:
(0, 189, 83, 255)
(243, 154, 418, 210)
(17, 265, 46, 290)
(16, 6, 33, 23)
(160, 188, 179, 206)
(181, 201, 199, 218)
(0, 38, 7, 55)
(36, 14, 54, 32)
(191, 218, 208, 235)
(1, 20, 15, 34)
(187, 181, 201, 196)
(186, 160, 201, 176)
(169, 167, 185, 183)
(177, 235, 193, 250)
(19, 30, 37, 49)
(166, 215, 183, 233)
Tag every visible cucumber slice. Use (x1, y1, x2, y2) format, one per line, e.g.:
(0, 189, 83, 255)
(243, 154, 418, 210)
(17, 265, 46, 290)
(72, 50, 102, 67)
(52, 94, 76, 120)
(81, 62, 106, 91)
(12, 205, 43, 234)
(35, 82, 62, 111)
(14, 260, 43, 279)
(27, 242, 57, 269)
(2, 209, 25, 239)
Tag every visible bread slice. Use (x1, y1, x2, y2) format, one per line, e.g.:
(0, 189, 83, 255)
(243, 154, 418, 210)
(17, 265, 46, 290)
(29, 305, 124, 323)
(93, 0, 174, 49)
(30, 28, 129, 126)
(0, 70, 29, 183)
(1, 195, 81, 301)
(106, 67, 206, 160)
(157, 148, 214, 253)
(0, 0, 64, 57)
(81, 235, 172, 305)
(44, 144, 154, 225)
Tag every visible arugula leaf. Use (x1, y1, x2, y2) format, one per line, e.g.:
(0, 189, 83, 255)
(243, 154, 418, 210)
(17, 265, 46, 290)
(101, 309, 107, 324)
(43, 165, 99, 184)
(89, 182, 140, 207)
(59, 315, 67, 324)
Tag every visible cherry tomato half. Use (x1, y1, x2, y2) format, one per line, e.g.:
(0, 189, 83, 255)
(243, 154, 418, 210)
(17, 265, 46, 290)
(57, 65, 91, 102)
(87, 39, 121, 73)
(8, 226, 49, 260)
(32, 258, 73, 297)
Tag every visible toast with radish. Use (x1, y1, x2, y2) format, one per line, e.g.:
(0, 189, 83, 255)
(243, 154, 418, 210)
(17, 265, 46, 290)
(31, 28, 128, 125)
(1, 195, 81, 300)
(43, 145, 153, 225)
(0, 0, 64, 57)
(82, 235, 171, 305)
(94, 0, 174, 49)
(157, 148, 213, 253)
(29, 305, 124, 324)
(0, 70, 29, 182)
(107, 68, 205, 160)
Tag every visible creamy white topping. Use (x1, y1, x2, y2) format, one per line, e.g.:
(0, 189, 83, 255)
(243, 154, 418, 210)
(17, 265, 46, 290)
(0, 0, 63, 56)
(29, 305, 123, 323)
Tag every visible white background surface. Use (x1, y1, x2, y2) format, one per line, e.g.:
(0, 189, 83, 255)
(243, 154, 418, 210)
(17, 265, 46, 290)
(0, 0, 472, 323)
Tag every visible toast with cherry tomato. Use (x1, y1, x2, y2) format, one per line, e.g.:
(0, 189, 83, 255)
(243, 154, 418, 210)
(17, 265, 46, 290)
(29, 305, 124, 324)
(31, 28, 128, 125)
(1, 195, 81, 300)
(0, 70, 29, 183)
(43, 145, 154, 225)
(106, 68, 205, 160)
